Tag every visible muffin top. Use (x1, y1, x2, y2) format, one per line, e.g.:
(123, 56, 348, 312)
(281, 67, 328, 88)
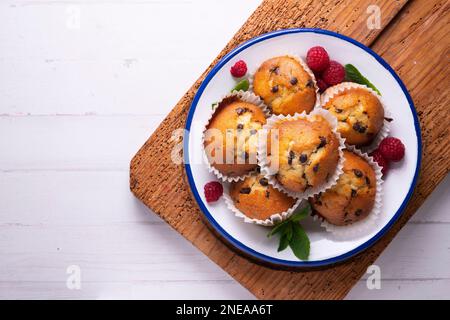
(322, 85, 384, 146)
(268, 115, 340, 193)
(310, 150, 376, 226)
(204, 98, 266, 177)
(230, 174, 296, 221)
(253, 56, 317, 116)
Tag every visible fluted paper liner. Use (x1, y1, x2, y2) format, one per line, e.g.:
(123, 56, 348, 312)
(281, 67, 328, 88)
(257, 108, 346, 199)
(313, 145, 384, 240)
(223, 181, 307, 226)
(249, 54, 321, 112)
(321, 82, 391, 153)
(202, 90, 271, 182)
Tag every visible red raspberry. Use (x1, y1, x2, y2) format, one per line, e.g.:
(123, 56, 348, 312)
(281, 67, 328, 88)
(204, 181, 223, 203)
(378, 137, 405, 162)
(322, 60, 345, 86)
(370, 149, 389, 175)
(230, 60, 247, 78)
(306, 46, 330, 72)
(316, 78, 329, 93)
(313, 70, 322, 79)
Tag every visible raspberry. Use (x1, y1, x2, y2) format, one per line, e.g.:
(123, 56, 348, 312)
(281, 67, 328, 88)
(370, 149, 389, 175)
(322, 60, 345, 86)
(313, 70, 322, 79)
(230, 60, 247, 78)
(378, 137, 405, 162)
(316, 78, 329, 93)
(204, 181, 223, 203)
(306, 46, 330, 72)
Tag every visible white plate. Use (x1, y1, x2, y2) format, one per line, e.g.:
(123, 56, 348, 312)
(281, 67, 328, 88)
(184, 29, 421, 267)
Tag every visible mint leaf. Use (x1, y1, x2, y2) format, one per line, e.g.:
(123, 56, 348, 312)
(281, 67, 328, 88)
(267, 203, 310, 237)
(277, 233, 289, 252)
(289, 223, 310, 261)
(231, 79, 250, 92)
(290, 205, 310, 223)
(267, 220, 289, 238)
(267, 203, 311, 261)
(285, 223, 293, 242)
(345, 64, 381, 96)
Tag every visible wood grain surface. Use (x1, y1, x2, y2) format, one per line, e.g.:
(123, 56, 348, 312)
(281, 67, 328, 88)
(130, 0, 450, 299)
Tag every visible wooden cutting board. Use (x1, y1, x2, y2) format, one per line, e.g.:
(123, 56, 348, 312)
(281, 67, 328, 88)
(130, 0, 450, 299)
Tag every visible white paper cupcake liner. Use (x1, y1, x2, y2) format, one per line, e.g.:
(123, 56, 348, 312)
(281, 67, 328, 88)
(202, 90, 271, 182)
(249, 54, 321, 112)
(257, 108, 346, 199)
(313, 145, 384, 240)
(320, 82, 391, 153)
(223, 182, 307, 226)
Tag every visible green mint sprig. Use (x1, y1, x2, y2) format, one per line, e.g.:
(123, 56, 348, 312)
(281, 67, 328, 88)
(267, 203, 311, 261)
(211, 78, 249, 110)
(231, 78, 250, 92)
(345, 64, 381, 96)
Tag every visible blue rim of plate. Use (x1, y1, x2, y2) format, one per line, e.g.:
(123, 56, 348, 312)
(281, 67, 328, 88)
(183, 28, 422, 267)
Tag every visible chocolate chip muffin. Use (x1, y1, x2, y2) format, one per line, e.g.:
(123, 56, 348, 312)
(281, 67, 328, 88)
(229, 174, 297, 221)
(204, 97, 266, 178)
(310, 150, 376, 226)
(322, 84, 384, 146)
(269, 115, 340, 194)
(253, 56, 317, 116)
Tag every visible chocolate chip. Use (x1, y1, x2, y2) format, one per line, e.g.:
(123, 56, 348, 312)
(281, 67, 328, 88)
(384, 117, 394, 122)
(300, 154, 307, 163)
(351, 189, 357, 197)
(255, 167, 261, 173)
(313, 164, 319, 172)
(259, 178, 269, 186)
(265, 190, 270, 198)
(365, 176, 371, 185)
(271, 85, 279, 93)
(290, 77, 298, 85)
(355, 209, 363, 216)
(353, 169, 363, 177)
(236, 123, 244, 130)
(249, 129, 257, 135)
(288, 150, 295, 165)
(315, 200, 322, 206)
(335, 108, 343, 113)
(353, 121, 367, 133)
(236, 107, 245, 115)
(270, 66, 279, 74)
(306, 79, 313, 87)
(318, 136, 327, 148)
(240, 187, 251, 194)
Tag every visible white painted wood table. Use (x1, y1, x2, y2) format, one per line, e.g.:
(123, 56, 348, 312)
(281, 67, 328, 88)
(1, 0, 449, 300)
